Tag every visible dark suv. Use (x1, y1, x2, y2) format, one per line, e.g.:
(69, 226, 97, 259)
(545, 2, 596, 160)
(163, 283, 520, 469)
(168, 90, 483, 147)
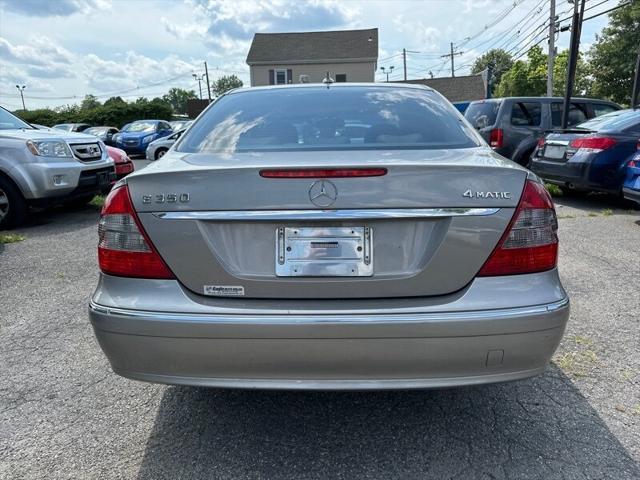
(464, 97, 621, 165)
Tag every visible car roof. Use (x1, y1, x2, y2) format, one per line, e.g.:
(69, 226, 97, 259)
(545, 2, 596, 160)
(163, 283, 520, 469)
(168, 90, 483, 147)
(226, 82, 435, 96)
(469, 97, 618, 104)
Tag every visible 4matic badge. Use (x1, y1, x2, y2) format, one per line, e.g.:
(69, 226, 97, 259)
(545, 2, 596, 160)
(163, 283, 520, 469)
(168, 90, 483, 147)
(463, 189, 511, 199)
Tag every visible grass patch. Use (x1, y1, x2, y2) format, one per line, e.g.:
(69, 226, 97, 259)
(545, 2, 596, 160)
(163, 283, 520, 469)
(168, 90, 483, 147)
(545, 183, 563, 197)
(556, 335, 599, 378)
(0, 232, 26, 244)
(588, 212, 598, 217)
(601, 208, 613, 216)
(89, 195, 105, 208)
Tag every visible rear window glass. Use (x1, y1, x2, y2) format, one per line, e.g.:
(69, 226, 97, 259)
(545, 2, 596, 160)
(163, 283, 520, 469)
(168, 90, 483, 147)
(511, 102, 541, 126)
(551, 103, 588, 127)
(592, 103, 619, 117)
(176, 86, 480, 154)
(464, 101, 500, 129)
(577, 110, 640, 133)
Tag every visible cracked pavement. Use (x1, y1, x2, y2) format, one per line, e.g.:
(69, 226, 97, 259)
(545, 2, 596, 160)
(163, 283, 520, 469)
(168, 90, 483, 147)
(1, 194, 638, 479)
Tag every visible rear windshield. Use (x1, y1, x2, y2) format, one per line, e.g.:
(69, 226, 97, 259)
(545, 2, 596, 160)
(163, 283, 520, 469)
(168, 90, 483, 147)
(464, 101, 500, 129)
(176, 86, 480, 153)
(576, 110, 640, 133)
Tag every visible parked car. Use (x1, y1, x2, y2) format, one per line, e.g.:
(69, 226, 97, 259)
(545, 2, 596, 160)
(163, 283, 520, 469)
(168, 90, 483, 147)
(52, 123, 92, 133)
(85, 126, 119, 146)
(530, 109, 640, 195)
(464, 97, 621, 165)
(146, 129, 186, 160)
(106, 146, 134, 180)
(114, 120, 173, 155)
(0, 107, 115, 228)
(622, 150, 640, 204)
(170, 120, 192, 132)
(89, 84, 569, 390)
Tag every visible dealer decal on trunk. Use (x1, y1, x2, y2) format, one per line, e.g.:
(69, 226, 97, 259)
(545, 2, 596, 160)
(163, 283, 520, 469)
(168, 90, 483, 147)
(203, 285, 245, 297)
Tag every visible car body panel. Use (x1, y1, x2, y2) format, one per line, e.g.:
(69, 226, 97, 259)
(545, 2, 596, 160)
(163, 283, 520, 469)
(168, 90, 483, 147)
(0, 126, 115, 200)
(623, 151, 640, 204)
(530, 110, 640, 193)
(465, 97, 621, 164)
(145, 129, 185, 161)
(115, 120, 173, 155)
(90, 83, 568, 389)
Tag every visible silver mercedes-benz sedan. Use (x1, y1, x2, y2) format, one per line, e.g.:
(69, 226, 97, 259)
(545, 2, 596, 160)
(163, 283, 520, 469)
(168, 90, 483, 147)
(89, 83, 569, 390)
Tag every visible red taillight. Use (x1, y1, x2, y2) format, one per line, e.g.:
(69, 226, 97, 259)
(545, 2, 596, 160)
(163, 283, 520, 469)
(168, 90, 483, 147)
(98, 185, 174, 279)
(569, 136, 616, 151)
(537, 137, 545, 148)
(478, 180, 558, 276)
(489, 128, 503, 148)
(629, 159, 638, 168)
(260, 168, 387, 178)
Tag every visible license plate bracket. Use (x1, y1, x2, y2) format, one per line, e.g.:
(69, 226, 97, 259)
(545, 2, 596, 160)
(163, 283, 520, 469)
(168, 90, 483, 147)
(276, 226, 373, 277)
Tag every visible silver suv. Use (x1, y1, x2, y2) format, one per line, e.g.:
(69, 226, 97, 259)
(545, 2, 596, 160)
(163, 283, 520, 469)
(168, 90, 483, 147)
(0, 107, 115, 228)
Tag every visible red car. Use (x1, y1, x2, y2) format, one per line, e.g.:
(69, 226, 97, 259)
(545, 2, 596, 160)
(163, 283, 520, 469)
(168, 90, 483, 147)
(106, 146, 134, 180)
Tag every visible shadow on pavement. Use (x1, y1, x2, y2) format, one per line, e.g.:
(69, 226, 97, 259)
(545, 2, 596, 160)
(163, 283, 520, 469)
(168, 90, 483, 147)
(136, 366, 639, 480)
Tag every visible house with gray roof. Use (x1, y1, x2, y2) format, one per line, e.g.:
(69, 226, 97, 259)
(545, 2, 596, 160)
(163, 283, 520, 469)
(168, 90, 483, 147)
(246, 28, 378, 86)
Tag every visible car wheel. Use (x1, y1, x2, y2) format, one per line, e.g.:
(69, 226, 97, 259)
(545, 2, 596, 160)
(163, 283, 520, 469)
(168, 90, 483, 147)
(155, 148, 168, 160)
(0, 176, 28, 229)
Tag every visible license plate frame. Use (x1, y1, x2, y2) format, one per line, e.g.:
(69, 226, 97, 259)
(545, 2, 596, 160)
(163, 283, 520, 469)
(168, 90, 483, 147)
(544, 145, 566, 160)
(275, 226, 373, 277)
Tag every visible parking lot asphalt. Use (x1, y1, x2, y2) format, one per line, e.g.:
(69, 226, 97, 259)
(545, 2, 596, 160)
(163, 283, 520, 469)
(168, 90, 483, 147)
(1, 194, 638, 479)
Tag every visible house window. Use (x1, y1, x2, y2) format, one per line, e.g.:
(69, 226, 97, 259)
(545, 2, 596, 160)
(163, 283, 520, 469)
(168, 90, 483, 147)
(275, 69, 288, 85)
(335, 74, 347, 83)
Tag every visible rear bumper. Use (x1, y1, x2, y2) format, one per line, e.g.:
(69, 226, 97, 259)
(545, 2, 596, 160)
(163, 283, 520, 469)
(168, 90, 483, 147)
(623, 187, 640, 204)
(89, 282, 570, 389)
(530, 157, 593, 190)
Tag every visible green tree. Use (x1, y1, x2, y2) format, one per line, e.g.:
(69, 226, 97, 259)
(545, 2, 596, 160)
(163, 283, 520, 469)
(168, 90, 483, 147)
(80, 94, 101, 110)
(211, 75, 243, 97)
(471, 49, 513, 93)
(161, 87, 197, 114)
(588, 1, 640, 105)
(495, 46, 547, 96)
(552, 50, 591, 97)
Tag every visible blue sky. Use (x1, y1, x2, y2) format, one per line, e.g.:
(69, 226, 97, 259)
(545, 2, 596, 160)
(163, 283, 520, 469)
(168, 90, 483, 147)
(0, 0, 614, 110)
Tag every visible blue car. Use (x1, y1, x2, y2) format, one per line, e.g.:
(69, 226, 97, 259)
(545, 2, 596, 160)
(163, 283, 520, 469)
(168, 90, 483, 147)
(115, 120, 173, 155)
(530, 109, 640, 195)
(623, 150, 640, 204)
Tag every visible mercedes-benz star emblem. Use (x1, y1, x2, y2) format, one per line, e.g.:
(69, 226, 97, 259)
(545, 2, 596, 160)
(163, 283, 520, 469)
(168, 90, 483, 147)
(308, 180, 338, 207)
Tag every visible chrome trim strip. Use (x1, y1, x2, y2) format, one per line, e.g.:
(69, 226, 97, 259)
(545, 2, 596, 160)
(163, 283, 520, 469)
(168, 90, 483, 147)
(89, 297, 569, 325)
(152, 207, 501, 221)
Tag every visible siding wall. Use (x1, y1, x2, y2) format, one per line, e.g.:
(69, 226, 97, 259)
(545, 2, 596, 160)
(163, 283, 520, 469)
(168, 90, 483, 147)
(250, 62, 376, 86)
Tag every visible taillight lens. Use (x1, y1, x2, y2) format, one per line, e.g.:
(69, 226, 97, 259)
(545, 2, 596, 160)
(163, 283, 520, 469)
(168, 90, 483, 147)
(569, 136, 616, 152)
(629, 159, 638, 168)
(489, 128, 503, 148)
(98, 185, 174, 279)
(478, 180, 558, 276)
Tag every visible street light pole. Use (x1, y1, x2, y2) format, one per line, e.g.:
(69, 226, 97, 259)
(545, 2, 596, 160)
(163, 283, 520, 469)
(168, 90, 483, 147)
(15, 85, 26, 110)
(381, 66, 395, 82)
(192, 74, 204, 99)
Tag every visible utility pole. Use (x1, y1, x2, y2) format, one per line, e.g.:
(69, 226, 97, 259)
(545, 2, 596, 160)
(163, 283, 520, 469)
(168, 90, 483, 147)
(561, 0, 586, 129)
(381, 66, 395, 82)
(192, 73, 205, 99)
(547, 0, 556, 96)
(15, 85, 26, 110)
(632, 47, 640, 109)
(441, 43, 464, 78)
(403, 48, 407, 81)
(204, 62, 212, 102)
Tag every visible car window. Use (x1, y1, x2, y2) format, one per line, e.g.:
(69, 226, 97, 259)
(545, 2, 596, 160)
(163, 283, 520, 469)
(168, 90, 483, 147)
(579, 110, 640, 133)
(511, 102, 542, 127)
(464, 101, 500, 129)
(593, 103, 619, 117)
(177, 86, 481, 154)
(551, 102, 588, 127)
(122, 122, 156, 133)
(0, 107, 34, 130)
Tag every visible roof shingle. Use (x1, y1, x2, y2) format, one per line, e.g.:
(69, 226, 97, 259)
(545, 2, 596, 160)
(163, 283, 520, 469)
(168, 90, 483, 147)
(399, 75, 487, 102)
(246, 28, 378, 65)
